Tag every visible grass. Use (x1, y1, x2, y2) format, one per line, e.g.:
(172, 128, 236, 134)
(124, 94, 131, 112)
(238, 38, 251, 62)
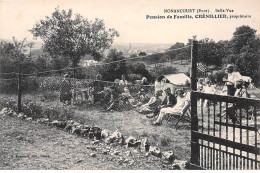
(0, 85, 259, 162)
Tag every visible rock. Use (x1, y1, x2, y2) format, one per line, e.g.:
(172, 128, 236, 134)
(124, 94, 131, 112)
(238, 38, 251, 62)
(17, 113, 26, 119)
(106, 130, 124, 145)
(89, 126, 102, 140)
(90, 153, 96, 157)
(101, 129, 111, 139)
(125, 136, 141, 148)
(6, 109, 14, 116)
(25, 117, 33, 121)
(162, 150, 175, 162)
(171, 164, 181, 170)
(149, 146, 162, 158)
(36, 118, 49, 124)
(12, 111, 18, 117)
(64, 124, 73, 132)
(145, 152, 150, 157)
(71, 125, 82, 135)
(73, 122, 81, 127)
(140, 137, 150, 152)
(0, 108, 9, 115)
(67, 119, 74, 125)
(171, 160, 187, 170)
(92, 140, 100, 145)
(80, 129, 89, 137)
(51, 120, 67, 129)
(0, 108, 16, 116)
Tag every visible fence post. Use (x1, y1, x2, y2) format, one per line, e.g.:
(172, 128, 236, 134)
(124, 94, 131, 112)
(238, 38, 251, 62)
(190, 40, 200, 167)
(17, 63, 22, 113)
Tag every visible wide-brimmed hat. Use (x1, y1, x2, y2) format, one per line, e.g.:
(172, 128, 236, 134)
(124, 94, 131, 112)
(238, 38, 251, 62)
(164, 88, 171, 92)
(226, 64, 234, 70)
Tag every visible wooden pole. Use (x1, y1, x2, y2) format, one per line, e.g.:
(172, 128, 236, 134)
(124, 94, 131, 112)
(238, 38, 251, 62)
(190, 40, 200, 167)
(17, 63, 22, 113)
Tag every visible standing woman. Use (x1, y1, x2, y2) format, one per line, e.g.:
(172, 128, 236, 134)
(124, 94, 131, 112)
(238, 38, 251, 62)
(93, 74, 105, 104)
(60, 74, 73, 105)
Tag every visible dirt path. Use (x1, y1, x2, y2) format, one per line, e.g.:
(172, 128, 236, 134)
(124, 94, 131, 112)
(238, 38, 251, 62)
(0, 115, 169, 170)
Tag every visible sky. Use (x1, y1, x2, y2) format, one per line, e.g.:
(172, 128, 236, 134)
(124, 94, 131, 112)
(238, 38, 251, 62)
(0, 0, 260, 44)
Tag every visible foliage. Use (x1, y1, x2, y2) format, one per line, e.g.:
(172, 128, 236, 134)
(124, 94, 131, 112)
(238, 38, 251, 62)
(230, 25, 256, 54)
(149, 65, 178, 80)
(208, 70, 226, 85)
(138, 52, 147, 56)
(30, 7, 119, 69)
(99, 49, 126, 81)
(126, 62, 152, 82)
(168, 42, 190, 63)
(228, 25, 260, 85)
(198, 39, 223, 67)
(0, 38, 36, 75)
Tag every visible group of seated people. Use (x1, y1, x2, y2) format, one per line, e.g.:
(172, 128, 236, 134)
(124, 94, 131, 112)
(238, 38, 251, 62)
(93, 77, 191, 126)
(137, 87, 191, 126)
(94, 83, 150, 112)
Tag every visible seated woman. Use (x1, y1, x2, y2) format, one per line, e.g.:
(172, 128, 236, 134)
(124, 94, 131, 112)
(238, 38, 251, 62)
(202, 80, 216, 107)
(136, 90, 163, 114)
(152, 89, 190, 126)
(147, 87, 176, 118)
(120, 87, 139, 108)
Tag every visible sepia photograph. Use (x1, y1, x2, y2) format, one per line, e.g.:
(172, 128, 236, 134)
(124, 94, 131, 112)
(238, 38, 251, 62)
(0, 0, 259, 170)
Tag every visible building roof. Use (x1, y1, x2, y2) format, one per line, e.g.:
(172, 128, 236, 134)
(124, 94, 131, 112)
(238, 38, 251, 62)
(156, 73, 191, 86)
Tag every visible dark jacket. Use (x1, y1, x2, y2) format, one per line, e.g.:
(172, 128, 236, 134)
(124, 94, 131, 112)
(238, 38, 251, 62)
(161, 93, 176, 107)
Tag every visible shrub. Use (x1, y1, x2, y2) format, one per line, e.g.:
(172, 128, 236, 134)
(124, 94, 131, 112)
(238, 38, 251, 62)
(208, 70, 226, 85)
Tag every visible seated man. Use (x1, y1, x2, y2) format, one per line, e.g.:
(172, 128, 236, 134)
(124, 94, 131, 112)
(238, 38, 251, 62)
(152, 89, 190, 126)
(147, 87, 176, 118)
(220, 79, 250, 124)
(136, 90, 163, 114)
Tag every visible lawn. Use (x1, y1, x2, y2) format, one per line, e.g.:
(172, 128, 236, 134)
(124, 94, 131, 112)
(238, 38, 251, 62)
(0, 85, 259, 163)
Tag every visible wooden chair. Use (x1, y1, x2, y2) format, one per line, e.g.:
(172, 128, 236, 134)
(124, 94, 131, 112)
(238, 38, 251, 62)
(165, 102, 191, 129)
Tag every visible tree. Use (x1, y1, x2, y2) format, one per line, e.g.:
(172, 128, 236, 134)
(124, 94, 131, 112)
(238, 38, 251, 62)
(230, 25, 256, 54)
(198, 39, 223, 67)
(228, 25, 259, 85)
(138, 52, 146, 56)
(30, 7, 119, 77)
(235, 37, 260, 85)
(168, 42, 190, 64)
(100, 49, 126, 81)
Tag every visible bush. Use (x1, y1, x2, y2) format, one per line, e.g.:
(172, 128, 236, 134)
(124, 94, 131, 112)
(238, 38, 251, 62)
(208, 70, 226, 85)
(127, 73, 142, 82)
(149, 66, 178, 80)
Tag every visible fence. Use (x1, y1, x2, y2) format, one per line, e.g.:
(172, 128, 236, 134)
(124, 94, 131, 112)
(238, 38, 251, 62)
(1, 40, 259, 170)
(190, 92, 260, 170)
(0, 74, 156, 112)
(190, 40, 260, 170)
